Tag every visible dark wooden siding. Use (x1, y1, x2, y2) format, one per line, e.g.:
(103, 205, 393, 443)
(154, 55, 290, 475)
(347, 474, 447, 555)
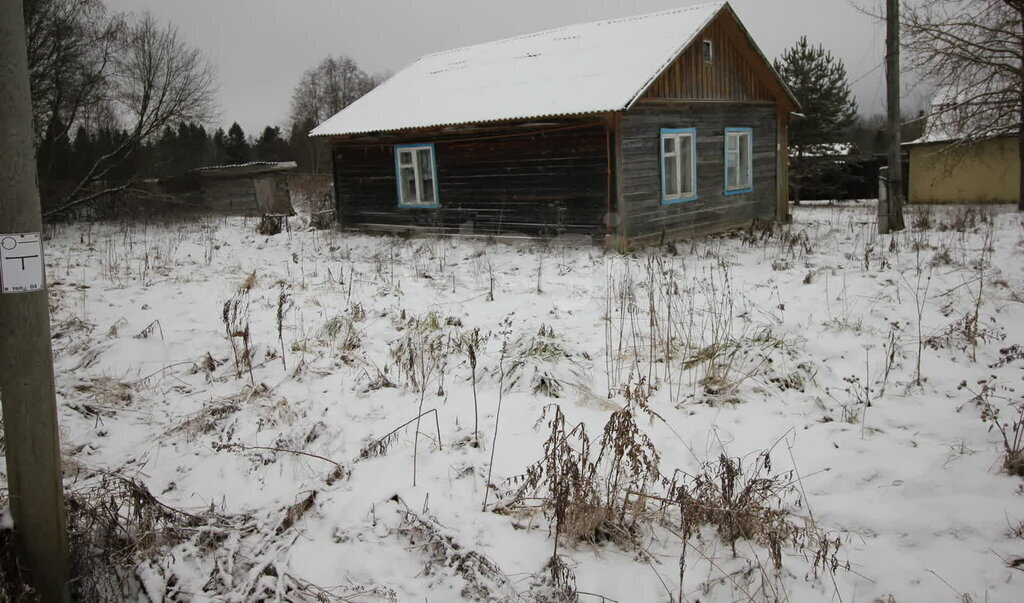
(620, 103, 776, 243)
(201, 178, 259, 216)
(331, 121, 610, 239)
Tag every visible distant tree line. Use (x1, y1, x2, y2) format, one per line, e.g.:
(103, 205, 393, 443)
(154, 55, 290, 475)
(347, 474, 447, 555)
(42, 121, 299, 184)
(25, 0, 382, 219)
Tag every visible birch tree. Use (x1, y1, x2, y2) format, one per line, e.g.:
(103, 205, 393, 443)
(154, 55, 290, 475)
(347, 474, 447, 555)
(288, 55, 382, 173)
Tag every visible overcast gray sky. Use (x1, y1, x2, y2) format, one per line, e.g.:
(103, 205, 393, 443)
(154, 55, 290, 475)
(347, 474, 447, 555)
(104, 0, 927, 135)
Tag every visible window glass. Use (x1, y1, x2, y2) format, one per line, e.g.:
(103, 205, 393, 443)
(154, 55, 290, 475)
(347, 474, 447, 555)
(664, 153, 679, 196)
(725, 129, 751, 192)
(417, 149, 434, 202)
(738, 137, 750, 187)
(400, 166, 416, 201)
(680, 142, 693, 194)
(395, 145, 438, 206)
(660, 129, 696, 203)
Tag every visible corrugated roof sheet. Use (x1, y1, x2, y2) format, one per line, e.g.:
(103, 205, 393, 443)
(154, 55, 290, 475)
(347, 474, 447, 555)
(907, 87, 1018, 146)
(193, 161, 298, 175)
(311, 2, 727, 137)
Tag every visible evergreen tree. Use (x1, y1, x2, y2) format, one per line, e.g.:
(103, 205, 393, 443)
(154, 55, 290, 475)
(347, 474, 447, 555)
(177, 122, 212, 171)
(71, 126, 94, 181)
(224, 122, 251, 164)
(153, 125, 179, 177)
(212, 127, 228, 165)
(254, 126, 289, 162)
(774, 36, 858, 203)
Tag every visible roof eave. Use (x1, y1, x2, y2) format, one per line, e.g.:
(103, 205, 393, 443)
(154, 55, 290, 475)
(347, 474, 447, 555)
(309, 109, 617, 139)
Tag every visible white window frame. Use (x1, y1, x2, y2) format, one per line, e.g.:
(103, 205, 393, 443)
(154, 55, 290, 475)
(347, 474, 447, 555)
(660, 128, 698, 204)
(703, 39, 714, 63)
(724, 128, 753, 194)
(394, 143, 440, 208)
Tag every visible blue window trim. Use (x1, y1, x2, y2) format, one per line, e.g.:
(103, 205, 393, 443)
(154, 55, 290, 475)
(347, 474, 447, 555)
(659, 127, 698, 205)
(723, 127, 753, 195)
(394, 143, 441, 208)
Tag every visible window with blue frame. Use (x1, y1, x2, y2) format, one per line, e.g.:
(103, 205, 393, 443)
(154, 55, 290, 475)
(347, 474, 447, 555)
(724, 128, 752, 194)
(660, 128, 697, 204)
(395, 144, 439, 207)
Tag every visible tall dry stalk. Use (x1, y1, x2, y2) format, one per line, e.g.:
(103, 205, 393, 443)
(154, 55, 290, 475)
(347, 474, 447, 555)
(276, 285, 292, 370)
(459, 327, 485, 445)
(483, 315, 513, 511)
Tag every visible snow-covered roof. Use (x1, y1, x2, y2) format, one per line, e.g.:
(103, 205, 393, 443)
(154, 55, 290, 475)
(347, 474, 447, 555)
(312, 2, 748, 137)
(791, 142, 858, 157)
(906, 87, 1018, 146)
(193, 161, 298, 176)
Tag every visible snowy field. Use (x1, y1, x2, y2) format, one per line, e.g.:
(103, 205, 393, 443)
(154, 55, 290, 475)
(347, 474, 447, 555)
(15, 202, 1024, 601)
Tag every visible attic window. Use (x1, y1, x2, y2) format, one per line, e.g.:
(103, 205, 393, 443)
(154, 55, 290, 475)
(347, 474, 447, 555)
(395, 144, 439, 208)
(702, 39, 713, 62)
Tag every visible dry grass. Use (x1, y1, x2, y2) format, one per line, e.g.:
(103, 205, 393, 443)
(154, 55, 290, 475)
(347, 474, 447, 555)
(393, 496, 515, 601)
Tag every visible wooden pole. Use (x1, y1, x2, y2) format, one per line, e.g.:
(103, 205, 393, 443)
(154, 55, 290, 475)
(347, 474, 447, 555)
(0, 0, 71, 600)
(1016, 2, 1024, 211)
(776, 109, 790, 222)
(883, 0, 906, 233)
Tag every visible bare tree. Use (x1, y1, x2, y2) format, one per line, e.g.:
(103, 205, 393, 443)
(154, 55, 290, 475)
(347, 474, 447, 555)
(902, 0, 1024, 210)
(24, 0, 116, 139)
(42, 11, 217, 217)
(288, 55, 381, 173)
(290, 55, 377, 128)
(24, 0, 120, 203)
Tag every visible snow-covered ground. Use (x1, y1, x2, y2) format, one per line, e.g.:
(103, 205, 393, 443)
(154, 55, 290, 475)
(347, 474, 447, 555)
(13, 202, 1024, 601)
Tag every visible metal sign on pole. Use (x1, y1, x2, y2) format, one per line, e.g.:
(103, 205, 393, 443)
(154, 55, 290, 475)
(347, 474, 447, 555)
(0, 0, 72, 600)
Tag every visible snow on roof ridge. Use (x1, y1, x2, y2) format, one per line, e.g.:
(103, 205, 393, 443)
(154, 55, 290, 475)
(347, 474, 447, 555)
(420, 1, 727, 61)
(310, 2, 733, 137)
(193, 161, 298, 172)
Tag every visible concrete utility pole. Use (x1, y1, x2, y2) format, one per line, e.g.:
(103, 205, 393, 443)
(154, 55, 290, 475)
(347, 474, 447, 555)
(881, 0, 906, 233)
(0, 0, 71, 600)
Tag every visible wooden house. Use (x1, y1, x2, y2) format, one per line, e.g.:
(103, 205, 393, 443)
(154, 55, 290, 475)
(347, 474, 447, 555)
(312, 1, 798, 247)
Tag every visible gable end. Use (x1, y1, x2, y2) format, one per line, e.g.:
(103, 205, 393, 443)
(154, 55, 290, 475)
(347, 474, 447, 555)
(637, 9, 796, 110)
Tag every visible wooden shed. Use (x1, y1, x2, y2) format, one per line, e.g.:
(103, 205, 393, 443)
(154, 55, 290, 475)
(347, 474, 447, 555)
(192, 161, 298, 215)
(312, 1, 798, 247)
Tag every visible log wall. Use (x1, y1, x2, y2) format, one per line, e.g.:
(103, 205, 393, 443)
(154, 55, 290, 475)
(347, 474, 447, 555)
(331, 120, 610, 240)
(619, 103, 777, 244)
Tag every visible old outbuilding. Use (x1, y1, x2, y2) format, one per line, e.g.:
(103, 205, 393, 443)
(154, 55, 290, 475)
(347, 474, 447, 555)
(906, 94, 1020, 204)
(312, 1, 798, 247)
(191, 161, 298, 215)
